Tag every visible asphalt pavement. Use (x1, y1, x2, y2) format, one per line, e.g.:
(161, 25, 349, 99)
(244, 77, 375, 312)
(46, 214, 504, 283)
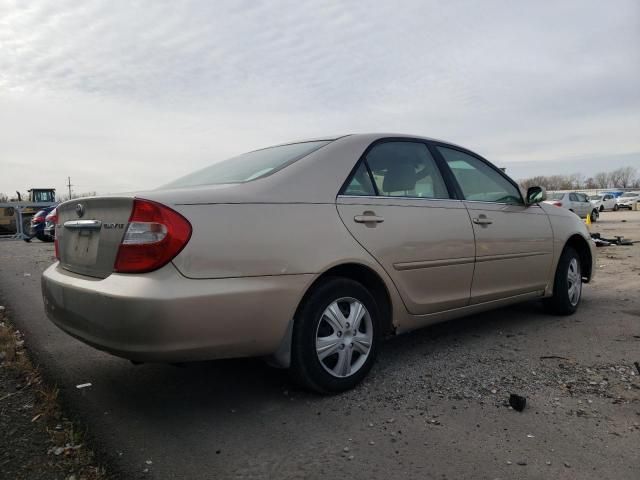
(1, 213, 639, 479)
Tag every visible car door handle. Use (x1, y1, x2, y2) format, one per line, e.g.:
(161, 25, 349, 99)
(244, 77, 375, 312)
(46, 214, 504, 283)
(472, 217, 493, 225)
(354, 213, 384, 224)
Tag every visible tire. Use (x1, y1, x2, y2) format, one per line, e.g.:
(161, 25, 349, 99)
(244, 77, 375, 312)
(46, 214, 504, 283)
(290, 277, 381, 393)
(613, 204, 619, 211)
(590, 210, 598, 223)
(544, 247, 582, 315)
(599, 205, 604, 212)
(36, 232, 54, 242)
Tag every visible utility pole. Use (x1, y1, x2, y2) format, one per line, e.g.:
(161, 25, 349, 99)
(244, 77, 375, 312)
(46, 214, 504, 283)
(66, 176, 74, 199)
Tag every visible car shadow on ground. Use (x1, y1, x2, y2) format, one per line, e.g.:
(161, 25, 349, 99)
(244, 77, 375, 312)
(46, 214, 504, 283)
(81, 297, 584, 422)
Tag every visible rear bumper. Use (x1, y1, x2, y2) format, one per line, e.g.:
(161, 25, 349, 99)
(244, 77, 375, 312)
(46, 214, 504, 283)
(42, 262, 313, 362)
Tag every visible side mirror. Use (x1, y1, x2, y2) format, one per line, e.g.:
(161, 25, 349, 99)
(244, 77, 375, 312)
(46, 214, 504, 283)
(526, 186, 546, 205)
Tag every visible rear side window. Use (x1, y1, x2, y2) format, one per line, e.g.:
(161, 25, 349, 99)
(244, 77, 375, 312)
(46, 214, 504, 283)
(343, 162, 377, 196)
(349, 142, 449, 198)
(569, 193, 579, 201)
(438, 147, 522, 204)
(163, 140, 331, 188)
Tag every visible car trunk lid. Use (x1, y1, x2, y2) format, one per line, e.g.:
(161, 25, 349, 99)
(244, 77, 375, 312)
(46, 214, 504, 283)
(57, 196, 134, 278)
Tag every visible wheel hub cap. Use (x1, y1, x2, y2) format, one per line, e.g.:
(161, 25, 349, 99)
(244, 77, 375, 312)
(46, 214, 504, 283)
(315, 297, 373, 378)
(567, 258, 582, 306)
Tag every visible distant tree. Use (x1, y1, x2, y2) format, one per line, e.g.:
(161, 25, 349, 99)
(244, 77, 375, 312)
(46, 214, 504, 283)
(59, 191, 97, 202)
(0, 192, 8, 203)
(569, 172, 585, 189)
(593, 172, 609, 188)
(519, 176, 548, 190)
(584, 177, 597, 189)
(610, 166, 637, 188)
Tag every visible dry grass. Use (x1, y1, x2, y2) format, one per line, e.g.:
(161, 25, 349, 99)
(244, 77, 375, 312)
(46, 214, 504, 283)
(0, 307, 108, 479)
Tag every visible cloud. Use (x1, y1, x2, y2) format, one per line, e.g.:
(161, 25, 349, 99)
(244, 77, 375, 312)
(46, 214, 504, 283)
(1, 0, 639, 195)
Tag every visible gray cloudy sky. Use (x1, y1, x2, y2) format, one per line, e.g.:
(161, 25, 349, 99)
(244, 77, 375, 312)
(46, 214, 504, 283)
(1, 0, 639, 197)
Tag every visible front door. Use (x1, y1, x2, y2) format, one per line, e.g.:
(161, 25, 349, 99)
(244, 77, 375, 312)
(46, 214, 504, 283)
(435, 145, 554, 304)
(336, 140, 475, 315)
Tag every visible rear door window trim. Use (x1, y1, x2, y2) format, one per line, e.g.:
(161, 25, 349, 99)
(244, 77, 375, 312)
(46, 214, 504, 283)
(338, 137, 462, 201)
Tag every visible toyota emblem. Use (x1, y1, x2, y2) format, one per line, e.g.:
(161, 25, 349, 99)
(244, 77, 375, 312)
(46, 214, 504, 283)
(76, 203, 85, 218)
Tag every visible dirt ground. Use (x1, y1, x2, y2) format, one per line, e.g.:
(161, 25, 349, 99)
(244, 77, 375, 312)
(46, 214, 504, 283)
(0, 209, 638, 479)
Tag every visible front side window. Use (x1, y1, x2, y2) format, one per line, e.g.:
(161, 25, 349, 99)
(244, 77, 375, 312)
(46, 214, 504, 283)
(361, 142, 449, 198)
(163, 140, 331, 188)
(437, 147, 522, 204)
(569, 193, 579, 201)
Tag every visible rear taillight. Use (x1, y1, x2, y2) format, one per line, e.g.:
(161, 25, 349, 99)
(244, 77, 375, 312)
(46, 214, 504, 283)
(114, 199, 192, 273)
(32, 215, 45, 223)
(552, 202, 563, 207)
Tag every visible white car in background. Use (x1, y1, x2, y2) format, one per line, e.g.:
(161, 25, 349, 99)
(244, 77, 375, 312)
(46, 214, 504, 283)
(589, 193, 617, 211)
(544, 192, 599, 222)
(616, 192, 639, 210)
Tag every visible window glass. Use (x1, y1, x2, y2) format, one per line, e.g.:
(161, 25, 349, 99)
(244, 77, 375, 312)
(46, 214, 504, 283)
(438, 147, 522, 204)
(364, 142, 449, 198)
(163, 140, 331, 188)
(343, 162, 376, 196)
(569, 193, 579, 201)
(548, 192, 564, 200)
(576, 193, 588, 202)
(589, 195, 601, 201)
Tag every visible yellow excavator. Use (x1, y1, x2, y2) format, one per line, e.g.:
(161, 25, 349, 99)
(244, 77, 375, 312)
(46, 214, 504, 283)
(0, 188, 57, 238)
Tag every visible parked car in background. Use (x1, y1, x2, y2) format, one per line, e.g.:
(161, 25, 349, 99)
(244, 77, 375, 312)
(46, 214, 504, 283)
(616, 192, 639, 210)
(589, 193, 617, 211)
(544, 192, 599, 222)
(42, 134, 595, 393)
(26, 206, 56, 242)
(602, 191, 624, 198)
(44, 207, 57, 240)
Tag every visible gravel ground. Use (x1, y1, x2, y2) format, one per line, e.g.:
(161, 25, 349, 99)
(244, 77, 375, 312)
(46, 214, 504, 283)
(0, 210, 638, 479)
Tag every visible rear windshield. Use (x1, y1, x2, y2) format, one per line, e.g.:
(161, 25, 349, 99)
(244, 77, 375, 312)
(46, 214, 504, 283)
(163, 140, 332, 188)
(621, 192, 638, 197)
(548, 192, 564, 200)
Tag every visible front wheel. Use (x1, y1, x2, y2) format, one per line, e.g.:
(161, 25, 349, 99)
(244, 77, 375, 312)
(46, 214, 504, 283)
(613, 204, 619, 211)
(290, 278, 380, 393)
(544, 247, 582, 315)
(590, 210, 598, 223)
(599, 205, 604, 212)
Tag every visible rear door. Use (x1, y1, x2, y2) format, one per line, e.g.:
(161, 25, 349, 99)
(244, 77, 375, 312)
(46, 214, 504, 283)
(568, 193, 585, 217)
(434, 145, 554, 304)
(576, 193, 591, 217)
(336, 140, 475, 315)
(603, 194, 615, 209)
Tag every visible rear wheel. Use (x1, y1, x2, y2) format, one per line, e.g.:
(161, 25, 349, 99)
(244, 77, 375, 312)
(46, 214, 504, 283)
(599, 205, 604, 212)
(590, 209, 598, 223)
(613, 204, 619, 211)
(290, 278, 380, 393)
(544, 247, 582, 315)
